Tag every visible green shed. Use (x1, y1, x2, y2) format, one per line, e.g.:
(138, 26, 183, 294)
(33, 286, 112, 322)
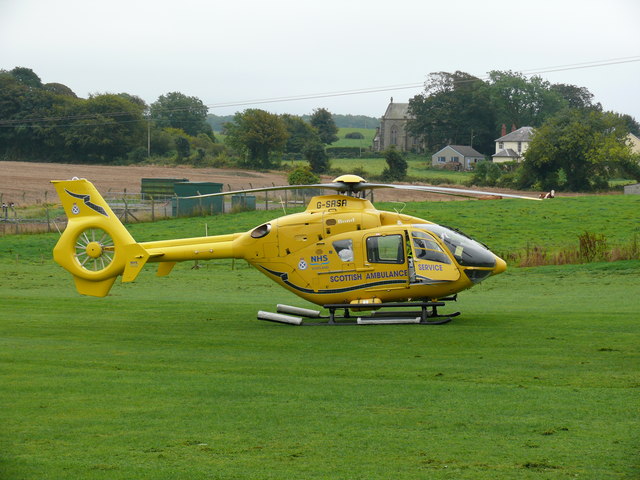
(172, 182, 224, 216)
(141, 178, 188, 198)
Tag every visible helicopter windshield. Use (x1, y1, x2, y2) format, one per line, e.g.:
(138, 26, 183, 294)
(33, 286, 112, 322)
(416, 224, 496, 268)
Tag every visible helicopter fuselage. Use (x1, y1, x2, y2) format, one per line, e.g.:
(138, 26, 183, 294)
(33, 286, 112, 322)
(168, 194, 508, 306)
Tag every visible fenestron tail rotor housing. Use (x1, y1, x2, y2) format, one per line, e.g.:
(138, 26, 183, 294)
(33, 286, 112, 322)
(73, 227, 115, 273)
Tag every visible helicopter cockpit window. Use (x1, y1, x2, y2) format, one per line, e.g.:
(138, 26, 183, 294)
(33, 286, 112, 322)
(333, 239, 354, 262)
(250, 223, 271, 239)
(411, 231, 451, 264)
(366, 235, 404, 264)
(417, 224, 496, 268)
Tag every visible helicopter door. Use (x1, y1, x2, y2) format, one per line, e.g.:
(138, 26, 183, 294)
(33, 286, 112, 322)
(409, 230, 460, 282)
(364, 233, 410, 289)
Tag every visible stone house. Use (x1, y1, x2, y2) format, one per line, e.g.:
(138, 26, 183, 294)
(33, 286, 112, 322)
(372, 98, 422, 152)
(431, 145, 485, 170)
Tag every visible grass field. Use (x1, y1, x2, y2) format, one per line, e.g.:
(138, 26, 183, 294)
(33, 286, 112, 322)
(1, 196, 639, 479)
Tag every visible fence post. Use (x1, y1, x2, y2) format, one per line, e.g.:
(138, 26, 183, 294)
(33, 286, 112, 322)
(151, 195, 155, 222)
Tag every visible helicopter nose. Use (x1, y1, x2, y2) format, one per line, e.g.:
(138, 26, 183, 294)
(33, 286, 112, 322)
(493, 256, 507, 275)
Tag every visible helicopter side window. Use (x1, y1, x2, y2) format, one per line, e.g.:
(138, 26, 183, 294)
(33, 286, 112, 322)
(411, 231, 451, 264)
(366, 235, 404, 264)
(333, 239, 354, 262)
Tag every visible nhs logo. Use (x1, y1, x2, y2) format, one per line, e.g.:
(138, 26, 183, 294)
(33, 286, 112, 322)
(310, 255, 329, 266)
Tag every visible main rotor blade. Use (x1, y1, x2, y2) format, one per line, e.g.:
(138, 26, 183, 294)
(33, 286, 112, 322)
(357, 183, 542, 200)
(178, 183, 344, 199)
(178, 178, 540, 201)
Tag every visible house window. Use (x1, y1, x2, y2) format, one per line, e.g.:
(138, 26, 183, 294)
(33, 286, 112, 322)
(390, 126, 398, 145)
(517, 142, 522, 153)
(451, 156, 459, 163)
(499, 142, 504, 149)
(437, 156, 446, 163)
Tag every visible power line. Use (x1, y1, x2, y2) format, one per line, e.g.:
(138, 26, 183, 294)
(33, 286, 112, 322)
(204, 56, 640, 110)
(1, 55, 638, 128)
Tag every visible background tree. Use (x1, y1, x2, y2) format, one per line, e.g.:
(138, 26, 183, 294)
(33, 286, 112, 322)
(60, 93, 147, 163)
(550, 83, 600, 111)
(303, 141, 330, 174)
(310, 108, 339, 144)
(619, 114, 640, 136)
(381, 146, 407, 181)
(486, 70, 567, 129)
(223, 109, 289, 169)
(281, 114, 321, 155)
(150, 92, 213, 137)
(9, 66, 43, 88)
(174, 135, 191, 161)
(408, 71, 496, 154)
(521, 109, 638, 191)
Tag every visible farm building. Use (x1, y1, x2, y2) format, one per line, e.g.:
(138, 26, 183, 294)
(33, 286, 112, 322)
(431, 145, 485, 170)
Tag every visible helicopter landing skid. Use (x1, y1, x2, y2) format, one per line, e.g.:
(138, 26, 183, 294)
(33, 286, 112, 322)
(257, 301, 460, 326)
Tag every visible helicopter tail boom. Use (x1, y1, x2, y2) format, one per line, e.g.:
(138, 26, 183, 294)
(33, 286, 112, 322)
(52, 178, 242, 297)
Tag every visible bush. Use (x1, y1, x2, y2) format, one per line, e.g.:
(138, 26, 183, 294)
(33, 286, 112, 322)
(344, 132, 364, 139)
(304, 142, 331, 174)
(326, 147, 362, 158)
(288, 166, 320, 185)
(381, 146, 407, 182)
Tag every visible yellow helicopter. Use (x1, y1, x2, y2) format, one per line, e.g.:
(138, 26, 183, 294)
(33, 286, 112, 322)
(51, 175, 539, 325)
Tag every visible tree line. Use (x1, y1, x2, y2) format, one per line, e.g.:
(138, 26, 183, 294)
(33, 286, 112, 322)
(0, 67, 341, 173)
(2, 66, 639, 191)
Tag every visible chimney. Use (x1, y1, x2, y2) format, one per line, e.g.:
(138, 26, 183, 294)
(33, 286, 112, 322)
(511, 123, 517, 132)
(501, 124, 506, 136)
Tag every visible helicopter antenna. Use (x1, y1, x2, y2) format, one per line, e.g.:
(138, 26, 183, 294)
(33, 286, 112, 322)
(390, 201, 407, 214)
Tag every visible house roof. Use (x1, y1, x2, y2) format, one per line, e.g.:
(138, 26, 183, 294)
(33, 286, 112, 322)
(383, 102, 411, 119)
(433, 145, 484, 158)
(495, 126, 534, 142)
(492, 148, 520, 158)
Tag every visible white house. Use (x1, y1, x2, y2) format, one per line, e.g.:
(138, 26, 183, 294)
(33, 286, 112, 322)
(627, 132, 640, 155)
(431, 145, 485, 170)
(492, 126, 534, 163)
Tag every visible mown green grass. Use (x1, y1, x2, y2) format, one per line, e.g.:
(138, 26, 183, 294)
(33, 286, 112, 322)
(1, 257, 638, 479)
(330, 128, 377, 148)
(1, 195, 639, 479)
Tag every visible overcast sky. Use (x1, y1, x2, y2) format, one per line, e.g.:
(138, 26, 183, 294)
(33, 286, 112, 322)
(1, 0, 639, 121)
